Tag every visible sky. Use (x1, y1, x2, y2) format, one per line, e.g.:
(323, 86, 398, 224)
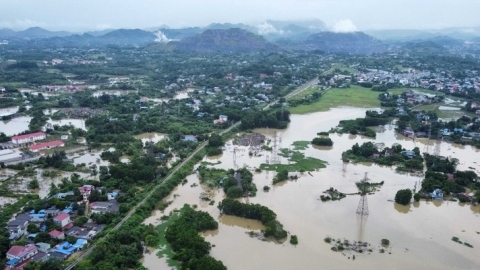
(0, 0, 479, 32)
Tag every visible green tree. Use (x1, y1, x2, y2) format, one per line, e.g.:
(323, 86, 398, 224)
(395, 189, 412, 205)
(208, 133, 223, 148)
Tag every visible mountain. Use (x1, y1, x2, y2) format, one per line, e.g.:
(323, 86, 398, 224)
(302, 31, 385, 54)
(256, 19, 327, 41)
(0, 27, 71, 39)
(99, 29, 156, 44)
(427, 36, 464, 46)
(402, 40, 448, 54)
(155, 27, 203, 41)
(171, 28, 278, 52)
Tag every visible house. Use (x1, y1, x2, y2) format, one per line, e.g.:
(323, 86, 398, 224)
(78, 185, 95, 201)
(34, 243, 51, 253)
(401, 150, 416, 159)
(49, 230, 65, 240)
(403, 130, 415, 138)
(430, 189, 444, 200)
(6, 245, 38, 267)
(66, 223, 105, 240)
(11, 132, 46, 145)
(50, 191, 74, 200)
(29, 140, 64, 152)
(53, 213, 71, 228)
(416, 132, 427, 138)
(107, 191, 118, 200)
(372, 153, 380, 159)
(45, 206, 60, 217)
(29, 251, 49, 264)
(6, 219, 28, 240)
(445, 173, 455, 181)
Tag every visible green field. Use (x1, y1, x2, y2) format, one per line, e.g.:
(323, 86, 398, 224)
(289, 86, 321, 101)
(324, 63, 358, 75)
(289, 85, 405, 114)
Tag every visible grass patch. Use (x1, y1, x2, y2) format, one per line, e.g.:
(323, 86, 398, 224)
(289, 86, 321, 101)
(155, 210, 182, 269)
(260, 148, 327, 172)
(414, 104, 474, 119)
(198, 167, 228, 187)
(289, 85, 386, 114)
(292, 141, 310, 150)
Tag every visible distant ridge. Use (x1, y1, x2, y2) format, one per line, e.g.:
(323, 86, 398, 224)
(171, 28, 279, 52)
(302, 31, 385, 54)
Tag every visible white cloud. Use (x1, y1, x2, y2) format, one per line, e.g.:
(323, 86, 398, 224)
(0, 19, 48, 30)
(154, 30, 173, 43)
(331, 19, 358, 33)
(256, 22, 284, 35)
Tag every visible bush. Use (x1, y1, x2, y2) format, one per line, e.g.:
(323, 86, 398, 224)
(263, 186, 270, 192)
(395, 189, 412, 205)
(290, 235, 298, 245)
(311, 137, 333, 146)
(226, 186, 243, 198)
(413, 193, 421, 202)
(381, 239, 390, 247)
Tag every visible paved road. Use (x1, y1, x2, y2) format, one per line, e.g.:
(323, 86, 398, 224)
(64, 123, 239, 270)
(63, 78, 315, 270)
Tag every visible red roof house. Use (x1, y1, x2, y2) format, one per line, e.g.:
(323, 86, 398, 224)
(53, 213, 71, 228)
(29, 140, 64, 152)
(49, 229, 65, 240)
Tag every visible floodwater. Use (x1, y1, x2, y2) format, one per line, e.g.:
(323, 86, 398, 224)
(43, 109, 59, 116)
(143, 107, 480, 270)
(134, 133, 167, 145)
(92, 90, 138, 97)
(46, 118, 87, 131)
(0, 116, 32, 136)
(0, 106, 19, 117)
(71, 148, 111, 168)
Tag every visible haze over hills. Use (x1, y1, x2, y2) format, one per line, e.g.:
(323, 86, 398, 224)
(0, 21, 479, 54)
(170, 28, 279, 53)
(302, 31, 385, 54)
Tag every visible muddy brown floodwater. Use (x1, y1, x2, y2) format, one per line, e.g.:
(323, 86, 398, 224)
(142, 107, 480, 270)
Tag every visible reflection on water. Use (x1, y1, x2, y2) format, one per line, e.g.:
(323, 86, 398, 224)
(394, 203, 411, 214)
(218, 215, 266, 230)
(143, 107, 480, 270)
(356, 216, 368, 242)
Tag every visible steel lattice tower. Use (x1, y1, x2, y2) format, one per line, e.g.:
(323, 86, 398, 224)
(434, 131, 441, 157)
(271, 131, 279, 164)
(356, 172, 369, 217)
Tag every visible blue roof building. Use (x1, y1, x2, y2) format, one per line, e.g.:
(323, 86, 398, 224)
(430, 189, 444, 200)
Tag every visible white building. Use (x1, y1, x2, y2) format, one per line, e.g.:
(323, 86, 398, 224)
(11, 132, 46, 145)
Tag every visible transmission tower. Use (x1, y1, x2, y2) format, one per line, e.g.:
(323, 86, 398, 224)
(271, 131, 279, 164)
(356, 172, 370, 217)
(425, 124, 432, 154)
(434, 130, 441, 157)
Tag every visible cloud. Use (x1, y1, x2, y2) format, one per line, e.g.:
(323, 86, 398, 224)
(154, 30, 173, 43)
(256, 22, 284, 35)
(331, 19, 358, 33)
(0, 19, 48, 30)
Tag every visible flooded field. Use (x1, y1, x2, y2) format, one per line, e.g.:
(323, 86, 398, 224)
(142, 107, 480, 270)
(0, 116, 32, 136)
(134, 133, 167, 145)
(46, 118, 87, 131)
(92, 90, 138, 97)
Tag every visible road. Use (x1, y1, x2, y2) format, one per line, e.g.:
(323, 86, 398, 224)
(63, 78, 316, 270)
(63, 123, 239, 270)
